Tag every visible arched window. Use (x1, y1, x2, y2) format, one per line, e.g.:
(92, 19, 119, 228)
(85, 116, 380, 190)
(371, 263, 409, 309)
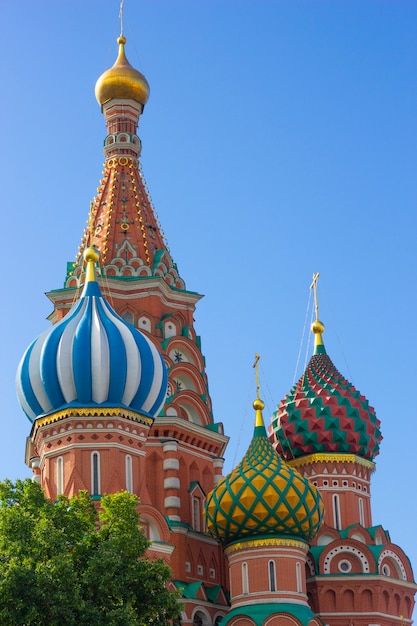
(164, 320, 177, 338)
(333, 494, 341, 530)
(126, 455, 133, 493)
(91, 451, 101, 496)
(242, 562, 249, 595)
(138, 316, 151, 333)
(268, 560, 276, 591)
(192, 613, 203, 626)
(56, 456, 64, 495)
(122, 311, 134, 326)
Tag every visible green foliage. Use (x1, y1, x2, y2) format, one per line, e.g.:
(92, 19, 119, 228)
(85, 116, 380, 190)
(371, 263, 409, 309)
(0, 479, 181, 625)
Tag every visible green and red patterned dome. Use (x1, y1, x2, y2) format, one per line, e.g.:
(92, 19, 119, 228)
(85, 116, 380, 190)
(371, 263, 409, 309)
(270, 319, 382, 462)
(205, 398, 324, 546)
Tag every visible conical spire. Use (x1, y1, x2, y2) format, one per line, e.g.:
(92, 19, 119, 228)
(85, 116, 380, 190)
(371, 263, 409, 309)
(65, 36, 183, 290)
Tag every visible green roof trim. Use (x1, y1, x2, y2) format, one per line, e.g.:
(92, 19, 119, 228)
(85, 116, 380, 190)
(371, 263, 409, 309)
(368, 545, 385, 561)
(164, 517, 192, 531)
(172, 580, 203, 599)
(188, 481, 200, 493)
(205, 584, 222, 603)
(220, 602, 321, 626)
(205, 423, 222, 433)
(366, 524, 389, 541)
(52, 276, 200, 296)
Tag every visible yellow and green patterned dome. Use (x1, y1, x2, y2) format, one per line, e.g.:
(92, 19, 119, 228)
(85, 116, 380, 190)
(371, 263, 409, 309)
(205, 398, 324, 546)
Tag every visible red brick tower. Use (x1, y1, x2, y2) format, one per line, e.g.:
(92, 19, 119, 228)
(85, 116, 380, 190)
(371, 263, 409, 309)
(270, 275, 416, 625)
(19, 33, 230, 625)
(206, 387, 325, 626)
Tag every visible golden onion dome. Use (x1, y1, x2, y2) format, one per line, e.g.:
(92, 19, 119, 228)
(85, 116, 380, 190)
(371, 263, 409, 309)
(95, 35, 150, 106)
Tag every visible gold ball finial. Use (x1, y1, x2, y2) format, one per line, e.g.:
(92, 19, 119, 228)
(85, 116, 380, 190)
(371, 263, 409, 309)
(253, 398, 265, 411)
(311, 319, 325, 335)
(84, 247, 100, 264)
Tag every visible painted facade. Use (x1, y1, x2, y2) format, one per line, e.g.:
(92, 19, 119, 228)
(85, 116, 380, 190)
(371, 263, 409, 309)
(17, 31, 415, 626)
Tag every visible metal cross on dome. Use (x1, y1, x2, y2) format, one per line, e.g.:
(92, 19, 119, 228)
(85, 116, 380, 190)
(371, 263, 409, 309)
(119, 0, 125, 35)
(253, 353, 261, 400)
(310, 271, 320, 322)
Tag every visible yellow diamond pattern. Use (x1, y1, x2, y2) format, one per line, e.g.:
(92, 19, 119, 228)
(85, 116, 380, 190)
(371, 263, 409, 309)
(205, 428, 324, 545)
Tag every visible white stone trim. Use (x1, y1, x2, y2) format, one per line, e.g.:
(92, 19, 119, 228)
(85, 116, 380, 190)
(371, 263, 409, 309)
(163, 457, 179, 471)
(164, 495, 180, 509)
(164, 477, 180, 490)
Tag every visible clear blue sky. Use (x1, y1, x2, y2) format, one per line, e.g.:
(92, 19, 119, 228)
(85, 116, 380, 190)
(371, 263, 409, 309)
(1, 0, 416, 584)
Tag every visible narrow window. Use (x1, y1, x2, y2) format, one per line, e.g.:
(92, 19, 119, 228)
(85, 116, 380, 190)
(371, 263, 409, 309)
(296, 561, 302, 593)
(242, 562, 249, 595)
(126, 455, 133, 493)
(91, 451, 100, 496)
(56, 456, 64, 495)
(269, 560, 276, 592)
(359, 497, 364, 526)
(333, 494, 341, 530)
(192, 497, 201, 532)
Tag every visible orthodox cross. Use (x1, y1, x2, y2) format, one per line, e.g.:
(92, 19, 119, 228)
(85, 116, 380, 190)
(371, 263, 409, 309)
(310, 271, 320, 321)
(253, 353, 261, 400)
(119, 0, 125, 35)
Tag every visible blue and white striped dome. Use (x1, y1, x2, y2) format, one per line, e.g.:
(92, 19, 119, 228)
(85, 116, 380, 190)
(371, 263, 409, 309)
(16, 254, 167, 423)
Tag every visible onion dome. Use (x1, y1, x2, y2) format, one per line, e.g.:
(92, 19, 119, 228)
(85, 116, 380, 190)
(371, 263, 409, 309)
(16, 248, 167, 422)
(270, 319, 382, 461)
(95, 35, 150, 106)
(205, 397, 324, 546)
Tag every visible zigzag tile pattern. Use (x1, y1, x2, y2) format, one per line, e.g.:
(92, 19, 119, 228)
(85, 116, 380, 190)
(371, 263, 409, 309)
(271, 353, 382, 461)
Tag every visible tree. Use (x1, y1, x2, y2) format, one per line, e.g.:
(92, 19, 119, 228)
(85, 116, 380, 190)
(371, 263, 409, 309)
(0, 479, 181, 625)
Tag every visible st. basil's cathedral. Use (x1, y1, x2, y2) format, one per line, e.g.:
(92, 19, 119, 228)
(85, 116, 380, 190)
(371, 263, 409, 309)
(15, 26, 416, 626)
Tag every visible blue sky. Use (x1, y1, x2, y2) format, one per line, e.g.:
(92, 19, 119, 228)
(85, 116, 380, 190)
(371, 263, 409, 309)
(1, 0, 416, 586)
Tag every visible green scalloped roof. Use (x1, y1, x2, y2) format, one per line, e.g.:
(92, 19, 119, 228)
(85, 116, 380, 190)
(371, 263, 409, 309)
(205, 406, 324, 546)
(173, 580, 202, 599)
(270, 342, 382, 461)
(220, 602, 322, 626)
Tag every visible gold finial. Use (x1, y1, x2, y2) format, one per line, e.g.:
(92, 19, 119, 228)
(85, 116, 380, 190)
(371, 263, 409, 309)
(310, 272, 325, 348)
(119, 0, 125, 36)
(83, 247, 99, 284)
(252, 354, 265, 426)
